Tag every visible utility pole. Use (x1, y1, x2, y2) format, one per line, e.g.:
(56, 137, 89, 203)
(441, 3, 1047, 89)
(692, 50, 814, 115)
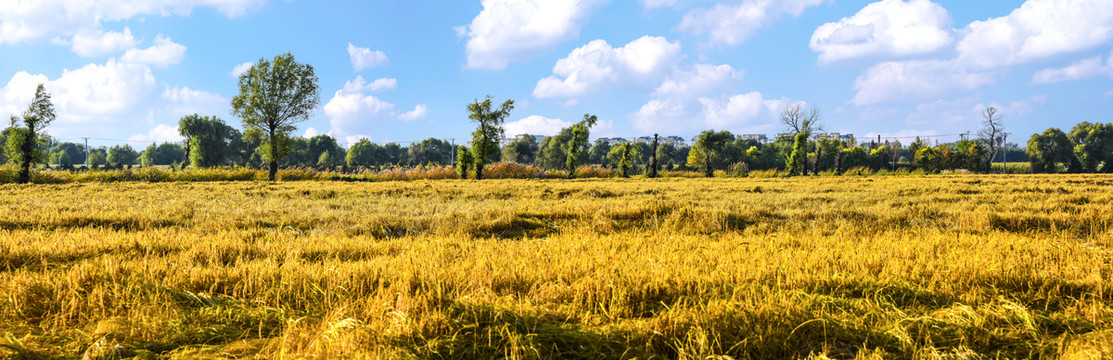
(82, 137, 89, 166)
(450, 138, 455, 165)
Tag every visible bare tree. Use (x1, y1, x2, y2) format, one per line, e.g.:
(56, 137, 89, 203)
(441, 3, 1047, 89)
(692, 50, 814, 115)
(978, 106, 1003, 172)
(780, 103, 823, 137)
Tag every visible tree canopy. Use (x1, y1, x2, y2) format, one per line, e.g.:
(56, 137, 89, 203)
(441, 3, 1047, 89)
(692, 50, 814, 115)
(231, 53, 320, 181)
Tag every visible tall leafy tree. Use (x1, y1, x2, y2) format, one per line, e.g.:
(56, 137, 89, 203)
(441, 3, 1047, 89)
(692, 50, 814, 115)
(346, 138, 375, 167)
(607, 142, 640, 178)
(502, 135, 539, 164)
(694, 130, 733, 177)
(178, 114, 232, 168)
(6, 84, 55, 184)
(107, 144, 139, 167)
(1068, 122, 1113, 173)
(307, 134, 345, 167)
(467, 95, 514, 180)
(455, 145, 474, 179)
(1026, 128, 1072, 173)
(589, 139, 612, 166)
(140, 142, 186, 166)
(231, 53, 320, 181)
(566, 114, 597, 178)
(409, 138, 453, 165)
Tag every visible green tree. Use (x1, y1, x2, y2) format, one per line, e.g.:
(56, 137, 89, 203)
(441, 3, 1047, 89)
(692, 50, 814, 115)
(655, 142, 677, 168)
(409, 138, 453, 165)
(786, 132, 808, 176)
(608, 142, 640, 178)
(694, 130, 733, 177)
(6, 84, 55, 183)
(1026, 128, 1072, 173)
(502, 135, 539, 164)
(455, 145, 474, 179)
(178, 114, 232, 168)
(1068, 122, 1113, 173)
(566, 114, 597, 178)
(107, 144, 139, 167)
(307, 134, 345, 167)
(88, 148, 107, 167)
(140, 142, 186, 166)
(232, 53, 321, 181)
(467, 95, 514, 180)
(346, 138, 375, 167)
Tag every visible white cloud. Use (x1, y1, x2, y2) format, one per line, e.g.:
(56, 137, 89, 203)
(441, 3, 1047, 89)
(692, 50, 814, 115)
(128, 123, 184, 143)
(1031, 52, 1113, 84)
(679, 0, 832, 47)
(630, 93, 787, 134)
(120, 35, 187, 67)
(0, 59, 159, 140)
(399, 104, 428, 122)
(229, 62, 254, 77)
(303, 127, 321, 138)
(323, 81, 398, 142)
(956, 0, 1113, 69)
(852, 59, 999, 106)
(503, 115, 573, 136)
(810, 0, 954, 63)
(653, 64, 743, 99)
(459, 0, 607, 70)
(642, 0, 684, 9)
(162, 86, 228, 118)
(0, 0, 268, 45)
(71, 27, 138, 57)
(533, 36, 682, 98)
(348, 43, 389, 71)
(342, 76, 397, 93)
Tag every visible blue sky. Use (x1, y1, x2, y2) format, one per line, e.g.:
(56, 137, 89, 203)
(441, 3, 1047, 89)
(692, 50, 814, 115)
(2, 0, 1112, 149)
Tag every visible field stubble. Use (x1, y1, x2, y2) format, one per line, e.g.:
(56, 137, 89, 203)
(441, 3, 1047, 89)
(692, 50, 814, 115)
(0, 175, 1111, 359)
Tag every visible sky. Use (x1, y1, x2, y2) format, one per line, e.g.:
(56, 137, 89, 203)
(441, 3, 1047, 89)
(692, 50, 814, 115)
(1, 0, 1112, 149)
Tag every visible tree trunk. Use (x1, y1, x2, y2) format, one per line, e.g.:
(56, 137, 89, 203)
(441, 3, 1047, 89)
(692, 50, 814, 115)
(705, 154, 713, 177)
(268, 127, 278, 181)
(18, 126, 34, 184)
(649, 134, 658, 178)
(475, 163, 483, 180)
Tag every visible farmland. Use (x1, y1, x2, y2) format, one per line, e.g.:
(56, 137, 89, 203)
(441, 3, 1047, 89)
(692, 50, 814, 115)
(1, 175, 1111, 359)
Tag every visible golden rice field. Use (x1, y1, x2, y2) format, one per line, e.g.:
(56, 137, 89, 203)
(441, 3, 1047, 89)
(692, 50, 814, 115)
(1, 175, 1111, 359)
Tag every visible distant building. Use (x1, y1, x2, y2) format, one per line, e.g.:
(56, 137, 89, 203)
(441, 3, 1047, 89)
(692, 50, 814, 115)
(738, 134, 769, 144)
(596, 137, 628, 145)
(662, 136, 686, 146)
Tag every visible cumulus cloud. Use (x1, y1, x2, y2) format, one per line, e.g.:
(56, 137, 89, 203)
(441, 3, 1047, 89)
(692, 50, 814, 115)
(342, 76, 398, 93)
(162, 86, 229, 118)
(533, 36, 682, 98)
(70, 27, 139, 57)
(1032, 52, 1113, 84)
(641, 0, 684, 9)
(0, 58, 163, 139)
(0, 0, 268, 45)
(458, 0, 607, 70)
(348, 43, 389, 71)
(323, 79, 399, 142)
(120, 35, 187, 67)
(630, 93, 786, 134)
(653, 64, 743, 99)
(503, 115, 573, 136)
(852, 60, 999, 106)
(399, 104, 428, 121)
(229, 62, 254, 77)
(810, 0, 954, 63)
(679, 0, 832, 47)
(956, 0, 1113, 69)
(128, 123, 184, 143)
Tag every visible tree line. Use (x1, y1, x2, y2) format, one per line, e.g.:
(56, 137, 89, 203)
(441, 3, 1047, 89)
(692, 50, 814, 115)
(5, 53, 1111, 184)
